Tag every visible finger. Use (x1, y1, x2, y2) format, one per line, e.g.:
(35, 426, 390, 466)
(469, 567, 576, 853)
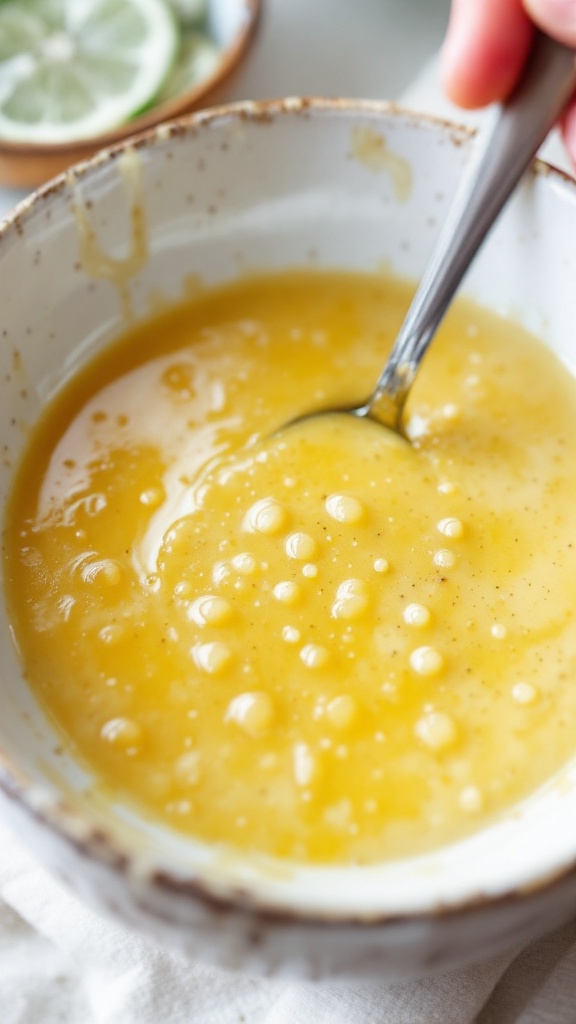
(441, 0, 535, 108)
(560, 101, 576, 168)
(525, 0, 576, 46)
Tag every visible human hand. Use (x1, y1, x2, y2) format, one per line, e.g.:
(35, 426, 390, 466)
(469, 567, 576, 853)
(441, 0, 576, 167)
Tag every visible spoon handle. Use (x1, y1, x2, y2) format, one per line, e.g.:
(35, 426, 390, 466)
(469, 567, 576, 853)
(368, 33, 576, 430)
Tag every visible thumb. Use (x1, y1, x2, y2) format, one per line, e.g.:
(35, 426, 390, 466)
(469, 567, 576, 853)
(524, 0, 576, 46)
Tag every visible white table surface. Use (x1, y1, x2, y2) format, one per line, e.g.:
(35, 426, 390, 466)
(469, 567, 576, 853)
(0, 0, 450, 220)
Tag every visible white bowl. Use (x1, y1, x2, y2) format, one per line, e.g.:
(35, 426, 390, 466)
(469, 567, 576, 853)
(2, 99, 576, 980)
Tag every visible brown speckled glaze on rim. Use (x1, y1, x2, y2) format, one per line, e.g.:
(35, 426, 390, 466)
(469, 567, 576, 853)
(2, 99, 576, 977)
(0, 0, 261, 189)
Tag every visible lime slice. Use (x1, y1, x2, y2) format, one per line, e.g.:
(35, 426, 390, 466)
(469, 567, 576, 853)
(166, 0, 208, 28)
(155, 29, 219, 105)
(0, 0, 178, 143)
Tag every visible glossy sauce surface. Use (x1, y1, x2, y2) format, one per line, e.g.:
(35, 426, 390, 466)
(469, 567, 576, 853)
(5, 271, 576, 864)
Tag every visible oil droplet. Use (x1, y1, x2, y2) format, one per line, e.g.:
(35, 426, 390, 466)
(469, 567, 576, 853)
(174, 750, 201, 786)
(188, 595, 233, 626)
(273, 581, 301, 604)
(282, 625, 301, 643)
(293, 742, 317, 785)
(226, 691, 275, 737)
(139, 487, 163, 508)
(415, 711, 456, 750)
(101, 717, 142, 749)
(331, 578, 368, 619)
(193, 641, 232, 674)
(409, 646, 444, 676)
(81, 558, 122, 586)
(433, 549, 456, 568)
(403, 603, 431, 628)
(300, 643, 330, 668)
(325, 493, 365, 524)
(285, 532, 317, 560)
(512, 681, 539, 705)
(243, 497, 287, 535)
(442, 403, 460, 421)
(231, 552, 257, 575)
(212, 561, 232, 585)
(98, 623, 125, 645)
(459, 785, 483, 814)
(437, 517, 464, 539)
(324, 798, 352, 830)
(326, 694, 357, 729)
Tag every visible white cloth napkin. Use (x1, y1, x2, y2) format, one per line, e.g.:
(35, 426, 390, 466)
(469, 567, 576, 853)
(3, 817, 576, 1024)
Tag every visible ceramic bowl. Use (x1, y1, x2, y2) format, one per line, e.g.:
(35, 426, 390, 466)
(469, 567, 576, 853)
(2, 99, 576, 981)
(0, 0, 260, 189)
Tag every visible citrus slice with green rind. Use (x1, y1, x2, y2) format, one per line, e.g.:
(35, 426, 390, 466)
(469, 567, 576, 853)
(166, 0, 208, 28)
(155, 28, 219, 105)
(0, 0, 178, 143)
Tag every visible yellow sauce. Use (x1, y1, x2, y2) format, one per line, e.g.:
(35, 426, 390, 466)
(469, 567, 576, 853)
(5, 270, 576, 864)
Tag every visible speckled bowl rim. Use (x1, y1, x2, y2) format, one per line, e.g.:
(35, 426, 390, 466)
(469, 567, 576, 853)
(2, 97, 576, 929)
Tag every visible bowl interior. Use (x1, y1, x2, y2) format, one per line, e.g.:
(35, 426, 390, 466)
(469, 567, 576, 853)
(2, 101, 576, 918)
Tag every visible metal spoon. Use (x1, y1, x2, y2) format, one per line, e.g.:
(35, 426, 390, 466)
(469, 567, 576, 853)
(307, 34, 576, 435)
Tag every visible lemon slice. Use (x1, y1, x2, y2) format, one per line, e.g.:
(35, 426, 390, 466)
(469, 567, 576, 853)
(0, 0, 178, 144)
(155, 29, 219, 105)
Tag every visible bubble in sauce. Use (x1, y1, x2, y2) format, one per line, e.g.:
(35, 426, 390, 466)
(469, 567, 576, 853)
(437, 517, 464, 539)
(139, 487, 163, 508)
(174, 751, 201, 786)
(188, 595, 233, 626)
(415, 711, 456, 750)
(282, 625, 301, 644)
(293, 742, 317, 786)
(331, 578, 368, 620)
(512, 681, 539, 705)
(81, 558, 122, 586)
(326, 694, 357, 729)
(231, 552, 257, 575)
(243, 497, 287, 535)
(459, 785, 483, 814)
(325, 493, 365, 524)
(98, 623, 125, 645)
(403, 603, 431, 628)
(193, 641, 232, 674)
(409, 646, 444, 677)
(300, 643, 330, 668)
(433, 549, 456, 569)
(285, 532, 317, 560)
(101, 717, 143, 749)
(273, 581, 301, 604)
(226, 691, 275, 737)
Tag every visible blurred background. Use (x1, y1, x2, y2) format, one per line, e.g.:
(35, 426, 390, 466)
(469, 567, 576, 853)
(229, 0, 449, 101)
(0, 0, 452, 216)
